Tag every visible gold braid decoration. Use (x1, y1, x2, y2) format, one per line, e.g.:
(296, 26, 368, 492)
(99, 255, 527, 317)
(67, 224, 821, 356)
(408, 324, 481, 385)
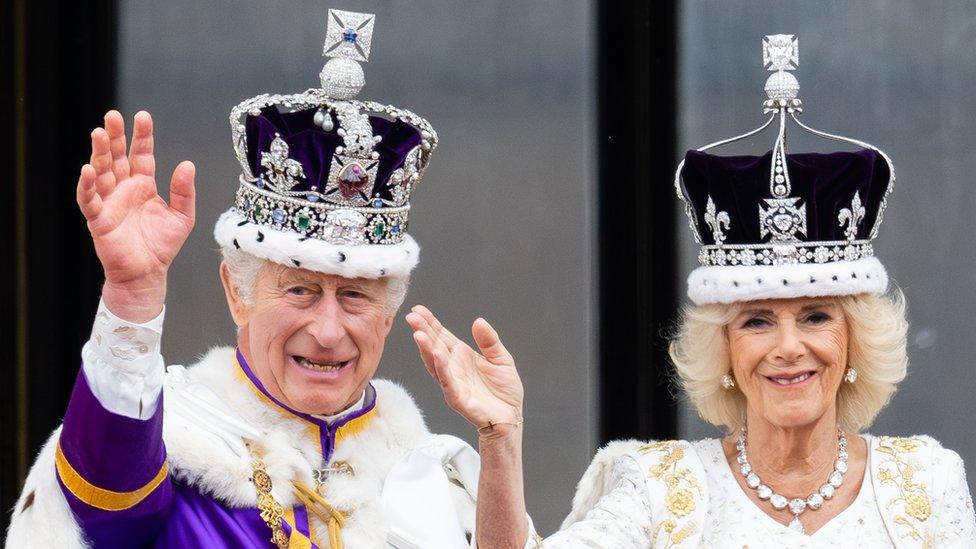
(294, 481, 346, 549)
(247, 445, 289, 549)
(247, 443, 349, 548)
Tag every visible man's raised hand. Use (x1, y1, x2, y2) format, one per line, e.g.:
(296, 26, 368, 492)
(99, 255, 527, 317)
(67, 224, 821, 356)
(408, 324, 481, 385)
(76, 111, 196, 321)
(406, 305, 524, 439)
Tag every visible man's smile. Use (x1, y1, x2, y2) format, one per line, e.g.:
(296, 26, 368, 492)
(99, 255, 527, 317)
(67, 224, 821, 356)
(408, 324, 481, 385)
(293, 355, 352, 373)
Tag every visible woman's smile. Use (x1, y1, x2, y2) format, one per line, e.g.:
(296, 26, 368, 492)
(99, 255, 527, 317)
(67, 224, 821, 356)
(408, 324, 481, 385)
(763, 369, 818, 388)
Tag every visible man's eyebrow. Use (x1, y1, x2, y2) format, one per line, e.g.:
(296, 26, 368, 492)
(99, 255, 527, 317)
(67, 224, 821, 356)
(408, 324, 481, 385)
(275, 269, 316, 286)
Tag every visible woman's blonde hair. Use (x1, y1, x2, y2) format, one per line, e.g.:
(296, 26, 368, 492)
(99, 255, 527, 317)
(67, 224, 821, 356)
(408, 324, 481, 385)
(669, 291, 908, 433)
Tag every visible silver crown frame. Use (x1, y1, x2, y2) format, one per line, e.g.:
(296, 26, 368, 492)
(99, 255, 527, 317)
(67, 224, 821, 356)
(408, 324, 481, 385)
(674, 34, 896, 268)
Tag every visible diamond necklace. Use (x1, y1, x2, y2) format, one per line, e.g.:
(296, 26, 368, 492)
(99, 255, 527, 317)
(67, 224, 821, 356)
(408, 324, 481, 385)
(735, 427, 848, 534)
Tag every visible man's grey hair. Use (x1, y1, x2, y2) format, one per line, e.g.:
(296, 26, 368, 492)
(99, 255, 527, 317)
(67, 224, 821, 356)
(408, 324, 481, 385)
(220, 246, 409, 315)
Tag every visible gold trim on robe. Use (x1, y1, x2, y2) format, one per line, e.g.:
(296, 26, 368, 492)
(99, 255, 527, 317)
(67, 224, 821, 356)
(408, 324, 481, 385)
(55, 441, 169, 511)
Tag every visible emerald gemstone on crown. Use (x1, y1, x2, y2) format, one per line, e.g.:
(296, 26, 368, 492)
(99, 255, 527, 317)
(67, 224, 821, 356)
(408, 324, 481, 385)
(296, 211, 312, 232)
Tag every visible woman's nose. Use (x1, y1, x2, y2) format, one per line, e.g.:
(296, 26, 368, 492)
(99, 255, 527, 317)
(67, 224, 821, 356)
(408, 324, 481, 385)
(773, 321, 806, 363)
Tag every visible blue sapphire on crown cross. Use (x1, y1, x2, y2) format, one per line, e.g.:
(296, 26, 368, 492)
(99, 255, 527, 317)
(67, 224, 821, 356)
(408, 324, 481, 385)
(323, 9, 374, 62)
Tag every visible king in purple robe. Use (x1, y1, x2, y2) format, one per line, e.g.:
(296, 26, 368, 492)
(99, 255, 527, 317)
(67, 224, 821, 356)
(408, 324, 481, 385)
(6, 8, 537, 548)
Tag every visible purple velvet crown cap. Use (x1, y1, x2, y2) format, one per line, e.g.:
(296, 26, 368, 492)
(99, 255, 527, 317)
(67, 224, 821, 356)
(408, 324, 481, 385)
(245, 106, 422, 202)
(680, 148, 892, 246)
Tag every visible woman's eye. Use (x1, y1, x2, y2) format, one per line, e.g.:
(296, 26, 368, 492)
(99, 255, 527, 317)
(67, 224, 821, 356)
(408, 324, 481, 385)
(742, 317, 769, 329)
(805, 312, 831, 324)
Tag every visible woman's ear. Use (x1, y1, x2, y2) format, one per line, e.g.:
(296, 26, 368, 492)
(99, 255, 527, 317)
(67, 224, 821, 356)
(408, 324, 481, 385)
(219, 261, 250, 327)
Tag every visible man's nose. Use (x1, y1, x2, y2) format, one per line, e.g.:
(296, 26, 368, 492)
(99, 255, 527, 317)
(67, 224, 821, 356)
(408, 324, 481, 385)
(308, 294, 346, 347)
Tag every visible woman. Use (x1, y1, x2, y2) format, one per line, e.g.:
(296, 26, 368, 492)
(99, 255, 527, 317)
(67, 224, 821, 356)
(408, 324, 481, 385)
(405, 38, 976, 547)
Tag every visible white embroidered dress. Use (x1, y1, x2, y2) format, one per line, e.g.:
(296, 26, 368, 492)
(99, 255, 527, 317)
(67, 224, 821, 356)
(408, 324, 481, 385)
(545, 437, 976, 548)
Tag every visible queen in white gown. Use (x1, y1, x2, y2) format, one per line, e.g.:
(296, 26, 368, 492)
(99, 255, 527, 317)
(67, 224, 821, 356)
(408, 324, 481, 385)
(405, 34, 976, 548)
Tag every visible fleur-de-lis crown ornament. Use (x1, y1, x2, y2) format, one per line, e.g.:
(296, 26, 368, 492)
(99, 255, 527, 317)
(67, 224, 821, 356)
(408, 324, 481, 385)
(673, 34, 897, 305)
(214, 8, 439, 280)
(704, 196, 731, 245)
(260, 135, 307, 192)
(838, 192, 866, 242)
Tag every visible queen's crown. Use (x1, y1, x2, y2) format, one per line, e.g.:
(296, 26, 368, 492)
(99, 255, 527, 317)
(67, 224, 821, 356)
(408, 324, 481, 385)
(675, 34, 895, 269)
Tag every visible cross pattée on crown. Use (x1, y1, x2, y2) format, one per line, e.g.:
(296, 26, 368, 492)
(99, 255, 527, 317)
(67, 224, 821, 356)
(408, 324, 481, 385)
(761, 34, 802, 109)
(763, 34, 798, 72)
(323, 9, 375, 63)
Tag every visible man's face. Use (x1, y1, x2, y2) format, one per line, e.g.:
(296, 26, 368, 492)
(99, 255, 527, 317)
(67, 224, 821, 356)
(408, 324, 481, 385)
(223, 262, 393, 415)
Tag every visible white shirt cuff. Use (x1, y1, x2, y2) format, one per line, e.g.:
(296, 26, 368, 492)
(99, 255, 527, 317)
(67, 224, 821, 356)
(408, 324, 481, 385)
(81, 298, 166, 420)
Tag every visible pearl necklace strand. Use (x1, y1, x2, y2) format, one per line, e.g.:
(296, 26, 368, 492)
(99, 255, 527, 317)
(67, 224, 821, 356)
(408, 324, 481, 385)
(735, 427, 848, 534)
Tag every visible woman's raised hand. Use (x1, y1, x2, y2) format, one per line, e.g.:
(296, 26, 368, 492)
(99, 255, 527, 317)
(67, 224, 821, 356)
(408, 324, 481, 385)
(406, 306, 524, 438)
(76, 111, 196, 321)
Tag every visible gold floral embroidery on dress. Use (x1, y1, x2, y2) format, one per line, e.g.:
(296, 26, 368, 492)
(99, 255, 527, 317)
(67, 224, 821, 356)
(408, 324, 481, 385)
(639, 441, 702, 547)
(876, 436, 932, 547)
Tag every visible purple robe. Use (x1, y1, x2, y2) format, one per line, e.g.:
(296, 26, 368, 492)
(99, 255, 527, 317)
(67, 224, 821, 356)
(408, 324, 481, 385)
(55, 350, 375, 548)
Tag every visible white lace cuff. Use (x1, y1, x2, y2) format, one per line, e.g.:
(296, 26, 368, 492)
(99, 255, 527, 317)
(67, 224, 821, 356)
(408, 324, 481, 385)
(81, 298, 166, 420)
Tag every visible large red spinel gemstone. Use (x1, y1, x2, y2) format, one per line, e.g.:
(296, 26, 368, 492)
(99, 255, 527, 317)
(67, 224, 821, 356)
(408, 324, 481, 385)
(338, 163, 370, 199)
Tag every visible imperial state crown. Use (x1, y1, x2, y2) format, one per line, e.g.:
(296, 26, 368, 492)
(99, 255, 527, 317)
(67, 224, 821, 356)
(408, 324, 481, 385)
(214, 9, 437, 279)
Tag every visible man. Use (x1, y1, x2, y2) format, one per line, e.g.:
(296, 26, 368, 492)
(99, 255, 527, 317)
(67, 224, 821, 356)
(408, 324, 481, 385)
(6, 9, 528, 548)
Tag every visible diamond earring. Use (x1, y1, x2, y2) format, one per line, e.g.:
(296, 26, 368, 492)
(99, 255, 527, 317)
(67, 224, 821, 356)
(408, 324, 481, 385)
(844, 367, 858, 384)
(722, 372, 736, 389)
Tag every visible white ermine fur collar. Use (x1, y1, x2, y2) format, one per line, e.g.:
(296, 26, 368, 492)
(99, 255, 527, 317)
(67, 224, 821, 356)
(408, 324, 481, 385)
(7, 347, 451, 549)
(166, 347, 437, 547)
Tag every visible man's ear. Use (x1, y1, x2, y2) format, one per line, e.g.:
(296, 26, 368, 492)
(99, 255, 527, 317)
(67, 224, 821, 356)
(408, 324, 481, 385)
(382, 313, 395, 335)
(219, 261, 250, 327)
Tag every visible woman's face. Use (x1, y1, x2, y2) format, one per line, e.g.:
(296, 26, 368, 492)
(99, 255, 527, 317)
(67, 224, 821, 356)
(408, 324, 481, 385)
(726, 297, 849, 430)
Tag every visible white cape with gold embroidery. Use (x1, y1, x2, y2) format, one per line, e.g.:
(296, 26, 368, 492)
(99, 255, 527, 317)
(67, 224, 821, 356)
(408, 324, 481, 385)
(547, 437, 975, 548)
